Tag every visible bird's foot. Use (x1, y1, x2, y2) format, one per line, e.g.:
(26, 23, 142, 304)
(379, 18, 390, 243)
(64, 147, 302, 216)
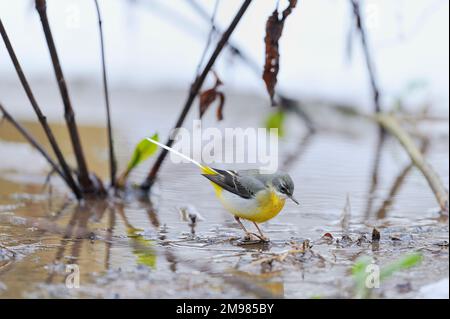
(243, 232, 253, 241)
(244, 232, 270, 243)
(254, 234, 270, 243)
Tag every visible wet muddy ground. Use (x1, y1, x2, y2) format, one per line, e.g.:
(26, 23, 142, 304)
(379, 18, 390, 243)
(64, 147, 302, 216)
(0, 82, 448, 298)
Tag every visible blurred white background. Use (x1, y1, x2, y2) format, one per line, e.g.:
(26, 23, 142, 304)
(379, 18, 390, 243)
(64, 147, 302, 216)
(0, 0, 449, 114)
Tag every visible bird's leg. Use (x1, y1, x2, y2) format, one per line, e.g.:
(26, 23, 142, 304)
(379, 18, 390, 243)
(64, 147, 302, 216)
(253, 222, 270, 242)
(234, 216, 254, 241)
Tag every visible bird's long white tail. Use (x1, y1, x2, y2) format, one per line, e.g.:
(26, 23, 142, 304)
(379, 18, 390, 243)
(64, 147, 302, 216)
(146, 137, 216, 174)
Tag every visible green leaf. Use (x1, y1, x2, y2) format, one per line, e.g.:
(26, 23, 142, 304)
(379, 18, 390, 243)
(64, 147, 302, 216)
(132, 236, 157, 269)
(352, 256, 372, 276)
(352, 256, 372, 298)
(265, 110, 286, 137)
(127, 133, 159, 171)
(351, 253, 423, 298)
(380, 253, 423, 281)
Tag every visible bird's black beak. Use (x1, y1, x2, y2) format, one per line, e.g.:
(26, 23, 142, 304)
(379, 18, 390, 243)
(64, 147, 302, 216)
(289, 195, 300, 205)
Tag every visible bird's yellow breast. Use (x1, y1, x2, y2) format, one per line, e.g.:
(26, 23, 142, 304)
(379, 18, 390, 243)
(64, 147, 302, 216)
(212, 183, 286, 223)
(252, 189, 286, 223)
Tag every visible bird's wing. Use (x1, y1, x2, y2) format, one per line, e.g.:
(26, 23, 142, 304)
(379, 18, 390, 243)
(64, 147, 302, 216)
(202, 168, 265, 199)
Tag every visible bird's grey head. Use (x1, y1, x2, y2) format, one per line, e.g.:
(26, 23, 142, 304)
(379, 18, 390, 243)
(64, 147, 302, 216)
(271, 173, 299, 205)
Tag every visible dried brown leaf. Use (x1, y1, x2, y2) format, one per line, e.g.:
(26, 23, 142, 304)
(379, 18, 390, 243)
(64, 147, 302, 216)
(216, 92, 225, 121)
(263, 0, 298, 105)
(199, 72, 225, 121)
(322, 232, 334, 239)
(199, 88, 218, 116)
(319, 232, 334, 244)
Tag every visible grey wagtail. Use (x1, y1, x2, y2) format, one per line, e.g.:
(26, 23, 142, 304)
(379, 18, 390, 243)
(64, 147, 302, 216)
(146, 138, 299, 242)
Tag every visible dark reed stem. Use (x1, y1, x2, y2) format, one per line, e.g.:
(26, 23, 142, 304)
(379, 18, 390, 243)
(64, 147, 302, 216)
(350, 0, 381, 113)
(0, 18, 82, 199)
(35, 0, 94, 192)
(140, 0, 253, 191)
(93, 0, 117, 187)
(0, 103, 66, 185)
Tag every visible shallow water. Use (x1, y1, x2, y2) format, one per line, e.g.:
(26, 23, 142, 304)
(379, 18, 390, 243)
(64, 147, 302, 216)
(0, 84, 448, 298)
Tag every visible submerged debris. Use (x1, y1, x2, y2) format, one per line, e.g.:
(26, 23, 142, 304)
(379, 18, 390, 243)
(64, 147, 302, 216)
(389, 234, 402, 241)
(179, 205, 205, 235)
(396, 282, 413, 294)
(0, 244, 16, 262)
(356, 234, 370, 246)
(317, 232, 334, 245)
(433, 240, 449, 247)
(250, 239, 313, 267)
(179, 205, 205, 224)
(372, 228, 381, 242)
(337, 234, 353, 247)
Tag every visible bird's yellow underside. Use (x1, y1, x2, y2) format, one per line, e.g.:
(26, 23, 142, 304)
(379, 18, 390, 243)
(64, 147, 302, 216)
(202, 167, 286, 223)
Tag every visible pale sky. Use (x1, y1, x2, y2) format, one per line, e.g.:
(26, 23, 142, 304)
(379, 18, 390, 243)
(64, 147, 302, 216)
(0, 0, 448, 113)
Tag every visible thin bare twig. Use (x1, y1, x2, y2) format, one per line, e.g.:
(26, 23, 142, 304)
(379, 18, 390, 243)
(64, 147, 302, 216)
(35, 0, 95, 193)
(185, 0, 314, 131)
(140, 0, 253, 191)
(0, 18, 82, 199)
(350, 0, 381, 113)
(195, 0, 220, 76)
(341, 194, 352, 234)
(375, 113, 449, 213)
(0, 103, 65, 182)
(185, 0, 259, 72)
(278, 96, 315, 133)
(364, 127, 386, 219)
(93, 0, 117, 187)
(132, 0, 204, 38)
(281, 130, 314, 170)
(376, 139, 430, 219)
(350, 0, 385, 217)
